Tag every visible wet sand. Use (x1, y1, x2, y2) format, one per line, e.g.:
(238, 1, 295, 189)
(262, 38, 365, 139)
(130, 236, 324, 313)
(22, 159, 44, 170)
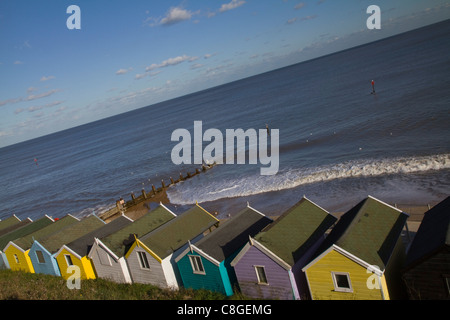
(101, 189, 171, 223)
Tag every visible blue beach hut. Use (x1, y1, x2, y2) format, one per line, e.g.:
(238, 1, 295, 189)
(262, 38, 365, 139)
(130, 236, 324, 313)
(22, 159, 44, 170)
(28, 215, 105, 276)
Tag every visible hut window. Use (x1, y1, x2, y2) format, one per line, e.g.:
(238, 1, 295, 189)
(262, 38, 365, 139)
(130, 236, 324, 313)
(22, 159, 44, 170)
(255, 266, 268, 285)
(331, 272, 353, 292)
(137, 251, 150, 270)
(13, 254, 19, 264)
(35, 250, 45, 264)
(189, 255, 205, 275)
(65, 254, 74, 266)
(97, 249, 112, 266)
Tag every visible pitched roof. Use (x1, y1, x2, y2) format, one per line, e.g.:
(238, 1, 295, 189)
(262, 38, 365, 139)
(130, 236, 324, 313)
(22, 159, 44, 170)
(66, 215, 133, 257)
(37, 215, 105, 254)
(100, 204, 177, 257)
(139, 204, 220, 260)
(319, 196, 408, 270)
(192, 205, 272, 262)
(0, 215, 54, 251)
(0, 218, 32, 238)
(254, 197, 337, 266)
(0, 215, 21, 231)
(12, 214, 79, 251)
(404, 196, 450, 268)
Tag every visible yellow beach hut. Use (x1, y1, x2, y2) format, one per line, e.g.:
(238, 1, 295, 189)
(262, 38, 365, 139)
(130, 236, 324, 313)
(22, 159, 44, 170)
(0, 215, 53, 271)
(302, 196, 409, 300)
(4, 214, 79, 273)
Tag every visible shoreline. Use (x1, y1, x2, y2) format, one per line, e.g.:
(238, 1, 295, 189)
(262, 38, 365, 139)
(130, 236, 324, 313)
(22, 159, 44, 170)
(101, 188, 171, 223)
(100, 187, 431, 238)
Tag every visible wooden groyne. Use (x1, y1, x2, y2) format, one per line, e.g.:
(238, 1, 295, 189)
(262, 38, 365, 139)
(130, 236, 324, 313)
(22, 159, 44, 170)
(98, 163, 217, 222)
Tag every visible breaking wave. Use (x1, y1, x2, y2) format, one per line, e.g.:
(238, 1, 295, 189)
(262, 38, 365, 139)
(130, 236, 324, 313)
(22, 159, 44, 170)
(167, 153, 450, 205)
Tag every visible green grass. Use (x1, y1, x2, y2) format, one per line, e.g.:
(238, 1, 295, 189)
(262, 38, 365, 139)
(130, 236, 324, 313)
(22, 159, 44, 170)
(0, 269, 244, 300)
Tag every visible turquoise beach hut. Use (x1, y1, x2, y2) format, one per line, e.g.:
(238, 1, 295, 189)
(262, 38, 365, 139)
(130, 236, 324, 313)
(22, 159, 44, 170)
(175, 204, 272, 296)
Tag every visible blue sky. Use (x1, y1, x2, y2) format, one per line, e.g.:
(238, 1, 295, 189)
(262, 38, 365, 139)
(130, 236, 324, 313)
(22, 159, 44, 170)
(1, 0, 449, 148)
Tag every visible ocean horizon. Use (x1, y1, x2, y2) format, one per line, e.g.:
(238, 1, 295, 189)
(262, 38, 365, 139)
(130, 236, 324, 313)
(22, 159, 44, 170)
(1, 20, 449, 221)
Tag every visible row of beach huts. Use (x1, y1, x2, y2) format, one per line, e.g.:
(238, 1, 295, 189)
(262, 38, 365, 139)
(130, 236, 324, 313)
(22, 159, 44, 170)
(0, 195, 448, 300)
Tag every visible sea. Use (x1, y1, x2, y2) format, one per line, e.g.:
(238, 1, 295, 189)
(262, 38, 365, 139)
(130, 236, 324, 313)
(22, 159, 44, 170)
(1, 20, 449, 221)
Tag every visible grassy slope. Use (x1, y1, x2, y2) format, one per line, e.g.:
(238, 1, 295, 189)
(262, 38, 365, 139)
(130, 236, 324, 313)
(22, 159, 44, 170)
(0, 269, 235, 300)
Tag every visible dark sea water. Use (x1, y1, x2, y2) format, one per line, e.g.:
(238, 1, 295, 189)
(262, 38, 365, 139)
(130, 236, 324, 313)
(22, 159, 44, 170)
(1, 20, 449, 221)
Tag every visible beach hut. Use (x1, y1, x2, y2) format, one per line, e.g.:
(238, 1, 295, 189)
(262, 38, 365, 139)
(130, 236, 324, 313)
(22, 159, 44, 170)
(0, 215, 21, 232)
(402, 196, 450, 300)
(175, 204, 272, 296)
(4, 214, 79, 273)
(55, 215, 133, 281)
(88, 204, 177, 284)
(125, 203, 220, 289)
(0, 217, 33, 269)
(28, 214, 105, 277)
(0, 215, 54, 270)
(302, 196, 409, 300)
(231, 197, 337, 300)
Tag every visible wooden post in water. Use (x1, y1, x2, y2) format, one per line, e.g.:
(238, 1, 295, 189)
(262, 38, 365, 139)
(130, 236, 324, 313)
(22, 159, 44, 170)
(131, 192, 136, 204)
(161, 179, 166, 189)
(142, 189, 147, 199)
(152, 185, 156, 195)
(170, 177, 175, 185)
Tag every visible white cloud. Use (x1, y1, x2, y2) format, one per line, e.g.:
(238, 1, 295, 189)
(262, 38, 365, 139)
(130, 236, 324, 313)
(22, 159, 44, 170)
(0, 97, 22, 107)
(13, 60, 24, 65)
(115, 68, 133, 75)
(158, 7, 196, 26)
(1, 89, 61, 109)
(135, 73, 147, 80)
(301, 15, 317, 21)
(204, 53, 218, 59)
(219, 0, 246, 13)
(190, 63, 203, 70)
(27, 100, 64, 113)
(161, 55, 191, 67)
(136, 70, 162, 80)
(27, 87, 38, 94)
(288, 14, 317, 24)
(162, 7, 191, 25)
(26, 89, 60, 101)
(145, 55, 191, 72)
(40, 75, 55, 82)
(295, 3, 305, 10)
